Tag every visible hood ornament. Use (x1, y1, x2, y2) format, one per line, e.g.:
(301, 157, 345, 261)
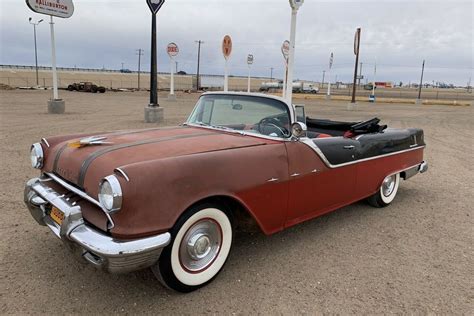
(68, 136, 112, 148)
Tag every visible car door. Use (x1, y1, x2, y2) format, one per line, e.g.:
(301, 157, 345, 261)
(284, 139, 357, 228)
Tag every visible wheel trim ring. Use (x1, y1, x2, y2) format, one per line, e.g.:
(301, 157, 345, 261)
(178, 218, 223, 274)
(382, 175, 396, 197)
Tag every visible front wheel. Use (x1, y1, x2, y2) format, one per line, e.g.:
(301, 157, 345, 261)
(367, 173, 400, 207)
(153, 203, 233, 292)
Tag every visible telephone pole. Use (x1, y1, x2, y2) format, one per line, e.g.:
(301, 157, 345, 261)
(195, 40, 204, 91)
(270, 67, 274, 80)
(321, 70, 326, 88)
(29, 17, 43, 86)
(417, 59, 425, 103)
(136, 49, 144, 90)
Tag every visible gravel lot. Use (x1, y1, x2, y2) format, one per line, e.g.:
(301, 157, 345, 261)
(0, 90, 472, 314)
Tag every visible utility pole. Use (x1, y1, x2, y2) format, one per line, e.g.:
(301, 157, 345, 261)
(136, 49, 144, 90)
(270, 67, 274, 80)
(417, 59, 425, 103)
(358, 62, 363, 87)
(195, 40, 204, 91)
(29, 17, 43, 86)
(321, 70, 326, 88)
(351, 27, 361, 104)
(121, 62, 124, 70)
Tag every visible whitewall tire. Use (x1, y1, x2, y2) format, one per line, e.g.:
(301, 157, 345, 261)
(367, 173, 400, 207)
(153, 203, 233, 292)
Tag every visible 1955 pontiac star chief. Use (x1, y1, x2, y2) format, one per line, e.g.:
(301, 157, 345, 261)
(25, 92, 427, 292)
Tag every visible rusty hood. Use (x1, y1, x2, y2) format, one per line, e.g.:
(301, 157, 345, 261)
(43, 126, 271, 193)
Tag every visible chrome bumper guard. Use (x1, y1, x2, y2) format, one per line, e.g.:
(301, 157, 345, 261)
(24, 177, 171, 274)
(402, 161, 428, 180)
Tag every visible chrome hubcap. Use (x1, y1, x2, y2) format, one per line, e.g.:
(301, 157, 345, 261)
(382, 175, 396, 197)
(179, 219, 222, 272)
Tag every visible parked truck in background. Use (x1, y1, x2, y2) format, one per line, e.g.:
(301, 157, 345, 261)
(259, 81, 319, 94)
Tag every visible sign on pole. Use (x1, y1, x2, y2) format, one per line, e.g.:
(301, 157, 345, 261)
(329, 52, 334, 69)
(147, 0, 165, 14)
(222, 35, 232, 91)
(354, 29, 360, 56)
(167, 42, 179, 58)
(281, 40, 290, 63)
(327, 52, 334, 98)
(26, 0, 74, 18)
(247, 54, 253, 93)
(351, 27, 361, 104)
(247, 54, 254, 65)
(222, 35, 233, 60)
(167, 43, 178, 98)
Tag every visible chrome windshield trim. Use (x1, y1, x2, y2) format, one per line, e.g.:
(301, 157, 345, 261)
(300, 137, 425, 169)
(44, 172, 115, 229)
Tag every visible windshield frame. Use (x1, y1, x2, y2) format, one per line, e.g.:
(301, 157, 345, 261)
(185, 93, 295, 141)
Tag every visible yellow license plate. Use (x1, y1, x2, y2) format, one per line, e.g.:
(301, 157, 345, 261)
(50, 207, 65, 225)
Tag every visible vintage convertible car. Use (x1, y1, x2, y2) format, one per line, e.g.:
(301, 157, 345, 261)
(24, 92, 427, 292)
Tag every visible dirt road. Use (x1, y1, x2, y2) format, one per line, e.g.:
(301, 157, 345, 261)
(0, 90, 472, 314)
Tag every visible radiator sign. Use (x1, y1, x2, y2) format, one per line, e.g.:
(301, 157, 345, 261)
(26, 0, 74, 18)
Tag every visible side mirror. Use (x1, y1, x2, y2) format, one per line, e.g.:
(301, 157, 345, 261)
(291, 122, 307, 138)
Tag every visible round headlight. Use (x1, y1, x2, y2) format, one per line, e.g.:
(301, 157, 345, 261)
(30, 143, 44, 169)
(98, 175, 122, 213)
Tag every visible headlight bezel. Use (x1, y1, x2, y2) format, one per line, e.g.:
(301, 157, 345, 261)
(98, 175, 123, 213)
(30, 143, 44, 169)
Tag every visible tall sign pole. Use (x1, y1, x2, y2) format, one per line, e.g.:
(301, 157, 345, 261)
(222, 35, 232, 92)
(281, 40, 290, 98)
(327, 52, 333, 99)
(351, 27, 361, 104)
(247, 54, 254, 93)
(26, 0, 74, 114)
(167, 42, 179, 100)
(144, 0, 165, 123)
(286, 0, 304, 105)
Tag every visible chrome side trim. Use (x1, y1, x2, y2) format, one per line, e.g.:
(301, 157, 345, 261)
(300, 137, 425, 169)
(45, 172, 115, 229)
(114, 168, 130, 182)
(41, 138, 50, 147)
(267, 178, 279, 182)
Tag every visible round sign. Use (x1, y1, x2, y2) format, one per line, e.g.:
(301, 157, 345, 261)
(167, 42, 179, 58)
(247, 54, 254, 65)
(290, 0, 304, 10)
(222, 35, 232, 60)
(281, 40, 290, 62)
(26, 0, 74, 18)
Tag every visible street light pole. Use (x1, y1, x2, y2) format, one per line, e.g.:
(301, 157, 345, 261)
(195, 40, 204, 91)
(29, 18, 43, 86)
(136, 49, 144, 90)
(286, 1, 304, 104)
(270, 67, 274, 81)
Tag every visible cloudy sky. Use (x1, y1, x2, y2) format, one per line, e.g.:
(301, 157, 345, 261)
(1, 0, 472, 85)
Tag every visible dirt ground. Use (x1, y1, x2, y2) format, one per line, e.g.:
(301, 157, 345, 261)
(0, 90, 472, 314)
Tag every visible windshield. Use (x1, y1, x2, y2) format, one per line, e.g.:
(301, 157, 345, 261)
(187, 94, 291, 138)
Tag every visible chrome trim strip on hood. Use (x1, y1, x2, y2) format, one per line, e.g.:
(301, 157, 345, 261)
(77, 131, 216, 187)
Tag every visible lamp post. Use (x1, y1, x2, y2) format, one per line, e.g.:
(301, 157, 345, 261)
(29, 17, 43, 86)
(286, 0, 304, 104)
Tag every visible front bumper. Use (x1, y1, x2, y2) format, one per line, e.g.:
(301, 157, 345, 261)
(24, 177, 171, 274)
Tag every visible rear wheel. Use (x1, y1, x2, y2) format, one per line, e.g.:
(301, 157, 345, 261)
(153, 202, 233, 292)
(67, 85, 74, 91)
(367, 173, 400, 207)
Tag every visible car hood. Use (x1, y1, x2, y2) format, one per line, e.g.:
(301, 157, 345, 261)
(43, 126, 271, 192)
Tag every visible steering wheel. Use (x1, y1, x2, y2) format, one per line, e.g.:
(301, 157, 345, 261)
(256, 117, 288, 137)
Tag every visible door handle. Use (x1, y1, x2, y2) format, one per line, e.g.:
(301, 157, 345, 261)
(343, 145, 355, 149)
